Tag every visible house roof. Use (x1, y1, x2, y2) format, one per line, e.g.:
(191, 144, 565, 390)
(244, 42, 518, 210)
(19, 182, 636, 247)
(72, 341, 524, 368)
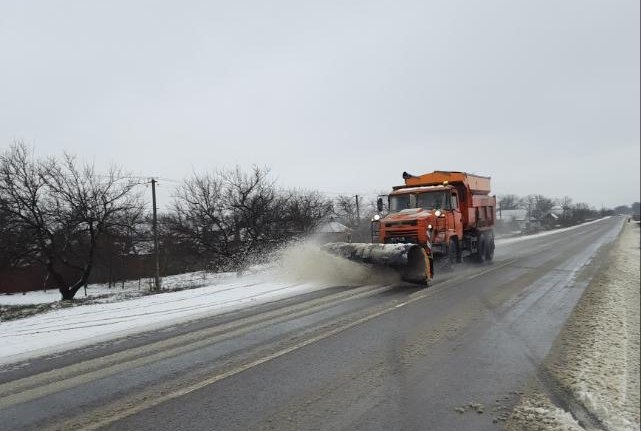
(497, 209, 527, 221)
(316, 220, 350, 233)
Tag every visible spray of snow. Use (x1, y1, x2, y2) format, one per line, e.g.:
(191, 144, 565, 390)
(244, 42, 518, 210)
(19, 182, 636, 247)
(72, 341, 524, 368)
(270, 239, 401, 286)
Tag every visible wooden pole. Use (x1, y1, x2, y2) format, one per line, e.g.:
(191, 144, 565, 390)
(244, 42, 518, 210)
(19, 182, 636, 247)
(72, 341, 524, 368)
(151, 178, 161, 291)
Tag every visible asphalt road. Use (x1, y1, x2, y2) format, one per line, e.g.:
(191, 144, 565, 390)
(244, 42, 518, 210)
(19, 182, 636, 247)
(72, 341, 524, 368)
(0, 217, 624, 431)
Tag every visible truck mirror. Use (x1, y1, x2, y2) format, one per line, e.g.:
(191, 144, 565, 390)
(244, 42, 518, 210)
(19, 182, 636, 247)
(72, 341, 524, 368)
(377, 197, 384, 212)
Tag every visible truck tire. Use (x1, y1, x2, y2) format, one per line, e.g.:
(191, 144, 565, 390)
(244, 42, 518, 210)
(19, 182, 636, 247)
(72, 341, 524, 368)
(476, 233, 486, 263)
(484, 231, 495, 261)
(447, 238, 458, 267)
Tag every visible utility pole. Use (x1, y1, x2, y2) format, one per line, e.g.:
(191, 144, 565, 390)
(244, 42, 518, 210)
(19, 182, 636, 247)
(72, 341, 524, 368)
(151, 178, 161, 291)
(355, 195, 360, 226)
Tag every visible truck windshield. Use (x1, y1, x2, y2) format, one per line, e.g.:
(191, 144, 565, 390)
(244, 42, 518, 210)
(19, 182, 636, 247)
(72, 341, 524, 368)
(416, 192, 447, 210)
(389, 194, 412, 211)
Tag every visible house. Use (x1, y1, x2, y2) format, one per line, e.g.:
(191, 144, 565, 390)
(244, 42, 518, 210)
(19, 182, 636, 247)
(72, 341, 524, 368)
(314, 219, 351, 243)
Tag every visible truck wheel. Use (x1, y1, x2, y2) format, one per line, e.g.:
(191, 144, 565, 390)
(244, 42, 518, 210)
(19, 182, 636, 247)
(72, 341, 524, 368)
(484, 232, 495, 261)
(447, 238, 458, 267)
(476, 233, 486, 263)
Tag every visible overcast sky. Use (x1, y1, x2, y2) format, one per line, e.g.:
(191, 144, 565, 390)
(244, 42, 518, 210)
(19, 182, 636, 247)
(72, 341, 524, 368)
(1, 0, 639, 209)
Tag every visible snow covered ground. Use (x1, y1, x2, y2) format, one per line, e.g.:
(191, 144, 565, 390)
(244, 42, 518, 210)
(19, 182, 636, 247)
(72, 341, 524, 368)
(508, 221, 640, 431)
(0, 276, 334, 365)
(0, 269, 250, 306)
(0, 241, 382, 365)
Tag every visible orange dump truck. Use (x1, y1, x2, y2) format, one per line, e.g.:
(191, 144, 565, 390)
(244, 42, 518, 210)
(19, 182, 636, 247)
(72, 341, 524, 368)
(323, 171, 496, 284)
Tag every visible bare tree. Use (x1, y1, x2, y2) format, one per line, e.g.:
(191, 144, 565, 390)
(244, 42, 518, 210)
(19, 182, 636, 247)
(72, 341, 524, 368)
(223, 166, 280, 268)
(281, 190, 333, 235)
(534, 195, 554, 220)
(0, 143, 144, 300)
(170, 167, 334, 272)
(498, 194, 522, 211)
(571, 202, 595, 222)
(522, 194, 554, 220)
(334, 195, 357, 227)
(170, 171, 231, 267)
(171, 167, 280, 271)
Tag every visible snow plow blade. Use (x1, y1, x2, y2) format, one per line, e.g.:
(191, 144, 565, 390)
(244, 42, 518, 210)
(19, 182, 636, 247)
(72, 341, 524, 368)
(322, 243, 430, 284)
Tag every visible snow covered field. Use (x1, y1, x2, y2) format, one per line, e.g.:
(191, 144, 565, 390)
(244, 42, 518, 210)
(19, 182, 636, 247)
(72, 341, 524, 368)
(0, 276, 335, 365)
(0, 269, 252, 306)
(509, 221, 640, 431)
(0, 241, 380, 365)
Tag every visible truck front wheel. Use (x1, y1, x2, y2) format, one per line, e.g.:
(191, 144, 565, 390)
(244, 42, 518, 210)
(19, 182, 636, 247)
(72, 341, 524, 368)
(447, 238, 459, 266)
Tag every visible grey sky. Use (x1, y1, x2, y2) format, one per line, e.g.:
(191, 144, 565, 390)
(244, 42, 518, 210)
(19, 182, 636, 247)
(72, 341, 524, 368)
(1, 0, 639, 209)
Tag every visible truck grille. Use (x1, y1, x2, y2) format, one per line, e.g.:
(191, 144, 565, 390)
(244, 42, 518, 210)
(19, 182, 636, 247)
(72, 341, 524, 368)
(385, 220, 418, 227)
(384, 229, 419, 244)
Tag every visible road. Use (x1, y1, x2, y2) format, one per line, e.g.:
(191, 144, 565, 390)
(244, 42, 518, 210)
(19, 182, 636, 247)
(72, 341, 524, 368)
(0, 217, 624, 431)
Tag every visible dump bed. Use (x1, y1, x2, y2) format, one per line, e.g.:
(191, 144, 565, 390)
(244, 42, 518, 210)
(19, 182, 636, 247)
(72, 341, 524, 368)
(400, 171, 491, 195)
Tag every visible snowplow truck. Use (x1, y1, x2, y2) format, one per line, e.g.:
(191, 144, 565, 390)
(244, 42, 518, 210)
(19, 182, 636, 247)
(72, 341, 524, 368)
(323, 171, 496, 284)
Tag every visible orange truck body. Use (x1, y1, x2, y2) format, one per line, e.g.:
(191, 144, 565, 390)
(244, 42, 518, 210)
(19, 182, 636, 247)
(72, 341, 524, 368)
(379, 171, 496, 264)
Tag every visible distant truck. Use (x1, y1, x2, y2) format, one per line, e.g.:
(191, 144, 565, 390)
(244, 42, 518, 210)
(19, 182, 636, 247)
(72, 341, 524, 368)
(324, 171, 496, 284)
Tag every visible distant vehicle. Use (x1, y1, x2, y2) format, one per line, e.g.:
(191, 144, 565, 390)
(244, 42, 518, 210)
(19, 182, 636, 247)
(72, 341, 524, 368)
(324, 171, 497, 284)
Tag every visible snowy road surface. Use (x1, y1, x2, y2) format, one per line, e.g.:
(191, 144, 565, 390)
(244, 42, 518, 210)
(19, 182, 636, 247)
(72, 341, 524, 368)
(0, 216, 631, 431)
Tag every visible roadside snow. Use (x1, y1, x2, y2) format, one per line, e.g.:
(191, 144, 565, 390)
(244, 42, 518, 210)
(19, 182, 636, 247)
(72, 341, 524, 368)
(509, 221, 640, 431)
(509, 392, 583, 431)
(0, 270, 247, 306)
(0, 240, 382, 365)
(0, 275, 331, 365)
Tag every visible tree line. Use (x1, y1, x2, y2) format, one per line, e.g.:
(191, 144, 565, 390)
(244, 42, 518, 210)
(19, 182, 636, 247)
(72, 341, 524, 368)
(1, 144, 635, 300)
(496, 193, 639, 229)
(0, 144, 334, 299)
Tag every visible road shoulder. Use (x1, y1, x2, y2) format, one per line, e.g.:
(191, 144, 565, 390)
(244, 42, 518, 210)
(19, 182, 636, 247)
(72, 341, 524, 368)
(508, 221, 640, 431)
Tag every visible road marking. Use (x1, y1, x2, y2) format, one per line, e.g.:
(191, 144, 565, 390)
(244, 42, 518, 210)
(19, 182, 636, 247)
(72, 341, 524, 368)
(53, 257, 519, 431)
(0, 284, 395, 407)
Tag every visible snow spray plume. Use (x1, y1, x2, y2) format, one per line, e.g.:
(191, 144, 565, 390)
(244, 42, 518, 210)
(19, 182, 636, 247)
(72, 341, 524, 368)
(271, 237, 401, 286)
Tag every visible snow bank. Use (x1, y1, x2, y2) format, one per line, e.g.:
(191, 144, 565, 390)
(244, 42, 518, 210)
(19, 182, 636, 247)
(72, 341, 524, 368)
(509, 392, 583, 431)
(1, 239, 397, 308)
(509, 221, 640, 431)
(0, 240, 397, 365)
(0, 270, 243, 306)
(0, 273, 335, 365)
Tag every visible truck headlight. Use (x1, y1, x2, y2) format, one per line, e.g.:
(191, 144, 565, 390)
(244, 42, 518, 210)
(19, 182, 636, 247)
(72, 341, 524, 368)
(373, 214, 381, 221)
(435, 210, 442, 217)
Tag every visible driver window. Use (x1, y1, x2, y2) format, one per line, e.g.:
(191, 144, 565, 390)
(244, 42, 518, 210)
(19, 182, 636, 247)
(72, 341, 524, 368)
(451, 193, 458, 210)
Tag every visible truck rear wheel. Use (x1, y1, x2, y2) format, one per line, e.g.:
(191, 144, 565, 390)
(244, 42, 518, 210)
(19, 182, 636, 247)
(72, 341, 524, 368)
(476, 233, 486, 263)
(484, 231, 495, 261)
